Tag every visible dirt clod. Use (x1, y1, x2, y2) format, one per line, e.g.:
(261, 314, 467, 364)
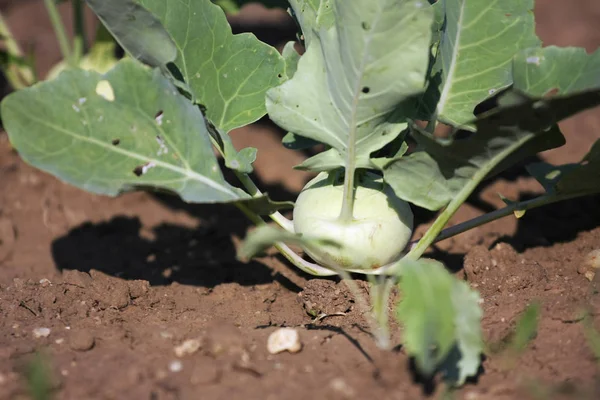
(61, 269, 92, 288)
(68, 329, 95, 351)
(299, 279, 354, 317)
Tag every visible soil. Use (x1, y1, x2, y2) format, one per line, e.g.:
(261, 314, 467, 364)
(1, 1, 600, 399)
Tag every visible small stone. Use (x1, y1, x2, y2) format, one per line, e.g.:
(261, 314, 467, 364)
(578, 249, 600, 281)
(267, 328, 302, 354)
(330, 377, 355, 398)
(39, 278, 51, 287)
(584, 249, 600, 269)
(174, 339, 202, 357)
(68, 329, 95, 351)
(169, 360, 183, 373)
(32, 327, 51, 338)
(55, 338, 65, 345)
(585, 270, 596, 282)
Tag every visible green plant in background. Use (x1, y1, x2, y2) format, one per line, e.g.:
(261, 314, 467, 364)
(0, 0, 118, 90)
(2, 0, 600, 386)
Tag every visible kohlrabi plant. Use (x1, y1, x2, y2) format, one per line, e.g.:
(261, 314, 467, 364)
(2, 0, 600, 386)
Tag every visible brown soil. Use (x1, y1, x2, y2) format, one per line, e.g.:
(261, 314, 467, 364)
(1, 1, 600, 399)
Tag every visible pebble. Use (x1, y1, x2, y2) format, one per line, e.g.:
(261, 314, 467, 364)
(39, 278, 51, 287)
(169, 360, 183, 373)
(267, 328, 302, 354)
(579, 249, 600, 281)
(174, 339, 202, 357)
(68, 329, 95, 351)
(32, 327, 51, 338)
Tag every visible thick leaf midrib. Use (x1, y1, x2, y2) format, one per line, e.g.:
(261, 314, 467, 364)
(345, 2, 385, 162)
(436, 0, 466, 119)
(14, 107, 239, 198)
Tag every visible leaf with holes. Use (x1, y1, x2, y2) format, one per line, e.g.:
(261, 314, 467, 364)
(87, 0, 286, 134)
(266, 0, 433, 172)
(1, 59, 248, 203)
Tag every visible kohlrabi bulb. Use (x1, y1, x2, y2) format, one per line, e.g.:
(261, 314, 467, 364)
(293, 171, 413, 271)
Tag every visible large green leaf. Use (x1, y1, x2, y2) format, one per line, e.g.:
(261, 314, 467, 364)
(397, 259, 482, 383)
(266, 0, 433, 171)
(386, 44, 600, 211)
(425, 0, 540, 129)
(1, 59, 247, 203)
(87, 0, 286, 133)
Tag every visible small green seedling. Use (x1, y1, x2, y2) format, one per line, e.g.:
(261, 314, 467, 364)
(2, 0, 600, 386)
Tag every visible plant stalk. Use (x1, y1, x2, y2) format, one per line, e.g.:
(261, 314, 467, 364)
(43, 0, 74, 67)
(233, 170, 294, 233)
(421, 192, 577, 246)
(72, 0, 87, 64)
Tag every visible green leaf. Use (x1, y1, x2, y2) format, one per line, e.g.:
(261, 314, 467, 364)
(211, 0, 290, 14)
(384, 116, 564, 211)
(85, 0, 177, 67)
(281, 132, 321, 150)
(397, 258, 482, 382)
(241, 196, 294, 216)
(446, 280, 483, 385)
(527, 139, 600, 198)
(510, 303, 540, 354)
(425, 0, 540, 128)
(513, 46, 600, 97)
(1, 59, 248, 203)
(267, 0, 433, 171)
(88, 0, 286, 134)
(384, 65, 600, 211)
(282, 41, 301, 80)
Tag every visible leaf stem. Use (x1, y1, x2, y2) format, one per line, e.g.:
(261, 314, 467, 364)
(43, 0, 74, 67)
(421, 192, 577, 245)
(0, 12, 35, 88)
(233, 170, 294, 233)
(234, 202, 333, 275)
(72, 0, 87, 64)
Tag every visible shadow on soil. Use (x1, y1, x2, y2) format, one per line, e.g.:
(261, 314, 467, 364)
(495, 192, 600, 252)
(50, 168, 305, 290)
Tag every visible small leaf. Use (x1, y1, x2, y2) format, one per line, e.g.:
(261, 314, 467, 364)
(510, 303, 540, 354)
(424, 0, 540, 129)
(527, 139, 600, 198)
(398, 259, 456, 375)
(447, 280, 483, 385)
(85, 0, 177, 67)
(397, 258, 482, 382)
(267, 0, 433, 171)
(240, 196, 294, 216)
(1, 59, 247, 203)
(281, 132, 321, 150)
